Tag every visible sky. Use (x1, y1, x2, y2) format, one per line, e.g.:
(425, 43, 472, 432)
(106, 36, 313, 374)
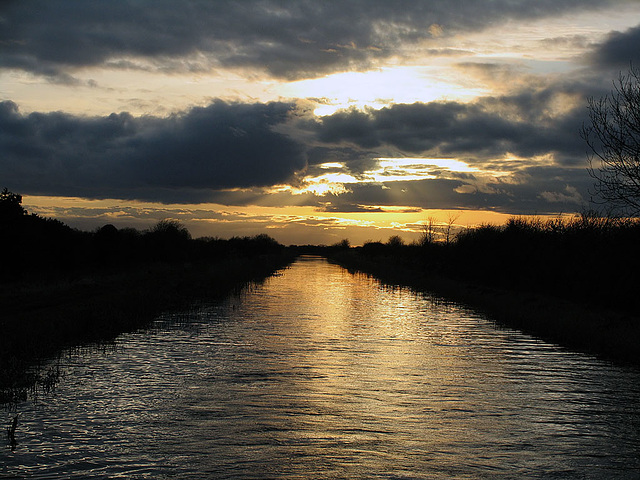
(2, 1, 640, 245)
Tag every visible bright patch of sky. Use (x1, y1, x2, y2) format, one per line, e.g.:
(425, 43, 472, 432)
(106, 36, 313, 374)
(281, 67, 488, 116)
(282, 158, 486, 198)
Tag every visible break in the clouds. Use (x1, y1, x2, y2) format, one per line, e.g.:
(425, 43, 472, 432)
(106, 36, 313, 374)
(0, 100, 306, 201)
(0, 0, 625, 81)
(319, 166, 591, 214)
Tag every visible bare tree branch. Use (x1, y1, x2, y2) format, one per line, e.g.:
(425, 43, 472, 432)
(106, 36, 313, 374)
(581, 65, 640, 216)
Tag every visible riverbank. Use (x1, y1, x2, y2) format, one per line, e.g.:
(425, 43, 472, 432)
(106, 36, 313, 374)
(327, 249, 640, 368)
(0, 252, 294, 405)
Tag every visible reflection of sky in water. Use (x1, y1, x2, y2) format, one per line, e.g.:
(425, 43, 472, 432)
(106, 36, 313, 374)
(4, 256, 640, 479)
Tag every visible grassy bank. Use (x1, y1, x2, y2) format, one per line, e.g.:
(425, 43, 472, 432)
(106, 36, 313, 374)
(0, 252, 294, 405)
(326, 214, 640, 367)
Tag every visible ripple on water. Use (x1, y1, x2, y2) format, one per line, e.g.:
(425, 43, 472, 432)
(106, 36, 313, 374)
(2, 256, 640, 479)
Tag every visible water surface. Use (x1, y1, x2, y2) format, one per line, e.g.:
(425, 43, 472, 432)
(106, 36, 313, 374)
(2, 256, 640, 478)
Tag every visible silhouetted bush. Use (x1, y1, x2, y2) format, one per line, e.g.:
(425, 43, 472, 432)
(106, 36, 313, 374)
(143, 219, 193, 261)
(1, 189, 287, 279)
(386, 235, 404, 248)
(1, 188, 92, 276)
(330, 213, 640, 315)
(449, 213, 640, 310)
(331, 239, 351, 250)
(0, 187, 26, 220)
(361, 240, 386, 255)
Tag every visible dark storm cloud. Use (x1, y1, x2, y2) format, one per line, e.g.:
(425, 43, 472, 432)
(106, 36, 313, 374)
(311, 93, 586, 164)
(0, 0, 620, 80)
(305, 146, 378, 174)
(0, 100, 306, 202)
(315, 164, 591, 215)
(0, 74, 594, 211)
(324, 179, 468, 211)
(590, 24, 640, 68)
(300, 83, 595, 214)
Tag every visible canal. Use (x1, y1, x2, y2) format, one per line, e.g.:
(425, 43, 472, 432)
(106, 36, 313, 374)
(2, 256, 639, 478)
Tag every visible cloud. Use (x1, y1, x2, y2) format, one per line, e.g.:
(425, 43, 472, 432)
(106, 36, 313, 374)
(0, 0, 621, 81)
(0, 75, 596, 214)
(589, 24, 640, 68)
(0, 100, 307, 202)
(428, 24, 444, 38)
(0, 54, 605, 214)
(315, 164, 592, 215)
(310, 91, 586, 164)
(539, 185, 584, 204)
(321, 204, 386, 213)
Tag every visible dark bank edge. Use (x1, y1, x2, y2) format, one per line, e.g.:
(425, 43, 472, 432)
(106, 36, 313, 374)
(1, 252, 295, 406)
(326, 250, 640, 369)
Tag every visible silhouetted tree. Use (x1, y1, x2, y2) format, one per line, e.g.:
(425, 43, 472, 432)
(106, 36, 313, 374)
(251, 233, 280, 249)
(361, 240, 385, 255)
(386, 235, 404, 248)
(419, 217, 437, 245)
(146, 219, 192, 261)
(582, 65, 640, 215)
(0, 188, 26, 221)
(93, 224, 120, 264)
(150, 219, 192, 240)
(443, 213, 461, 244)
(332, 238, 351, 249)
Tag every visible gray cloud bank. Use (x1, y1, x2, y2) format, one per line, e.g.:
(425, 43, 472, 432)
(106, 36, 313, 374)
(0, 0, 622, 81)
(590, 25, 640, 68)
(313, 98, 585, 163)
(0, 100, 306, 202)
(1, 86, 592, 213)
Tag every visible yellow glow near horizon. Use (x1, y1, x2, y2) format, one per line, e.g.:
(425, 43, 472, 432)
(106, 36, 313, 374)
(22, 194, 520, 245)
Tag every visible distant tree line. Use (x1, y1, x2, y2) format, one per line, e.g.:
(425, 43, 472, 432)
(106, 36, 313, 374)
(328, 212, 640, 315)
(0, 188, 284, 279)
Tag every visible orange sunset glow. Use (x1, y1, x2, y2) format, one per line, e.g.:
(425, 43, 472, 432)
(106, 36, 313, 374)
(3, 1, 640, 243)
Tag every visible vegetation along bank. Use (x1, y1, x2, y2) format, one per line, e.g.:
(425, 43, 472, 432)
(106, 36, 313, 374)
(327, 214, 640, 367)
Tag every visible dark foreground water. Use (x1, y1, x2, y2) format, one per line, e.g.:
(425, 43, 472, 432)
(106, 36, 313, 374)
(2, 256, 640, 479)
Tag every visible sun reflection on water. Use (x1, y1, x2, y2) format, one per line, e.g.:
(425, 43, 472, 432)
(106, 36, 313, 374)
(4, 256, 640, 479)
